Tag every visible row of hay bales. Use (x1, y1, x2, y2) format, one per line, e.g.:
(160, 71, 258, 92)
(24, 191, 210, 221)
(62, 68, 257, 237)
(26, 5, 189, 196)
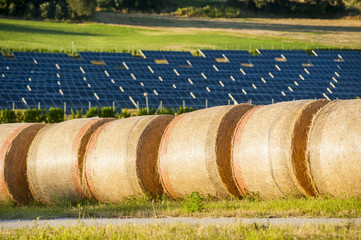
(0, 99, 360, 205)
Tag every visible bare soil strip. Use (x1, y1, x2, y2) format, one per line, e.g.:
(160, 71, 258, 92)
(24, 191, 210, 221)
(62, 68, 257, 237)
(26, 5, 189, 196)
(95, 12, 361, 48)
(1, 217, 361, 229)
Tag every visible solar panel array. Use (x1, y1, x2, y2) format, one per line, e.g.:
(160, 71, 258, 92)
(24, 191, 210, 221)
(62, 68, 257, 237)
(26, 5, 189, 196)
(0, 50, 360, 111)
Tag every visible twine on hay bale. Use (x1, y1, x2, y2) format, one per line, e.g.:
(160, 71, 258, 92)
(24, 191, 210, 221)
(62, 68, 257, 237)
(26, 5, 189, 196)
(85, 115, 174, 203)
(307, 99, 361, 197)
(27, 118, 114, 205)
(0, 123, 45, 204)
(158, 104, 254, 199)
(232, 100, 328, 199)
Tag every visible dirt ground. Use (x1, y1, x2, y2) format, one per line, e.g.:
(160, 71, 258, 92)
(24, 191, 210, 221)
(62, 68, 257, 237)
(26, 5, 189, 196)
(1, 217, 361, 229)
(95, 12, 361, 49)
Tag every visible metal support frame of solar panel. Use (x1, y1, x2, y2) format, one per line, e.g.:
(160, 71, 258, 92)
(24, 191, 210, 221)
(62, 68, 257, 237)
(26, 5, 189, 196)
(1, 50, 361, 110)
(140, 50, 194, 59)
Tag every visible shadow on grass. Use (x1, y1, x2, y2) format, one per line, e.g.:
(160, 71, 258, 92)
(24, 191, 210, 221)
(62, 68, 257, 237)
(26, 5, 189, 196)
(0, 22, 104, 37)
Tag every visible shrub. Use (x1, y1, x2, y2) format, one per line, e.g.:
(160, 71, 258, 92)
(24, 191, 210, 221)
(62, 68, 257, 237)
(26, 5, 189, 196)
(176, 107, 195, 115)
(39, 2, 54, 19)
(157, 107, 175, 115)
(54, 2, 68, 20)
(8, 3, 17, 16)
(119, 108, 131, 118)
(183, 192, 204, 213)
(23, 109, 47, 123)
(100, 107, 115, 118)
(16, 111, 24, 122)
(24, 2, 37, 19)
(85, 107, 100, 118)
(71, 108, 76, 119)
(71, 108, 84, 119)
(0, 109, 17, 123)
(97, 0, 115, 10)
(66, 0, 97, 20)
(242, 191, 263, 202)
(136, 107, 156, 116)
(172, 5, 240, 18)
(77, 109, 84, 118)
(47, 108, 64, 123)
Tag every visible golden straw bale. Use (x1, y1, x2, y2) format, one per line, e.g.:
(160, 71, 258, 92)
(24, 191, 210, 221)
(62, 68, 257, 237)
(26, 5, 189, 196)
(159, 104, 254, 199)
(0, 123, 45, 204)
(85, 115, 174, 203)
(308, 99, 361, 197)
(27, 118, 114, 204)
(232, 100, 328, 198)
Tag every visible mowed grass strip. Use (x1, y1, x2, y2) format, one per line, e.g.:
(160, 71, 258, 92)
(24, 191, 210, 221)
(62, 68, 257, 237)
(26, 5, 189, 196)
(1, 196, 361, 220)
(1, 223, 361, 239)
(0, 18, 331, 53)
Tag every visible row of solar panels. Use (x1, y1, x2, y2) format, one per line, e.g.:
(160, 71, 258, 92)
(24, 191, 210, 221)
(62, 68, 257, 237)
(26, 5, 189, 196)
(0, 50, 360, 111)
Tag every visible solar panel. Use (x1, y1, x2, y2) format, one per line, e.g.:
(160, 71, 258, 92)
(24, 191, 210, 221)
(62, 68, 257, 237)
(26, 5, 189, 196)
(0, 50, 360, 109)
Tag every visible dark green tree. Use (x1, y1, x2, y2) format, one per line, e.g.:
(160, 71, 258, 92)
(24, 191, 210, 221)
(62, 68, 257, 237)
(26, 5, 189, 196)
(66, 0, 97, 19)
(39, 1, 54, 19)
(54, 1, 68, 20)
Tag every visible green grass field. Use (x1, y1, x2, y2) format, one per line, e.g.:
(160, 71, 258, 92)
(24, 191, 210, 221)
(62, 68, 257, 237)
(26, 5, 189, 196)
(0, 18, 335, 54)
(2, 223, 361, 239)
(1, 196, 361, 220)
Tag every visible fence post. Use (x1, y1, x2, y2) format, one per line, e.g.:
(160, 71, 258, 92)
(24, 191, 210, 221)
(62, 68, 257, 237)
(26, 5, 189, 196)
(144, 92, 149, 114)
(64, 102, 66, 120)
(72, 41, 75, 56)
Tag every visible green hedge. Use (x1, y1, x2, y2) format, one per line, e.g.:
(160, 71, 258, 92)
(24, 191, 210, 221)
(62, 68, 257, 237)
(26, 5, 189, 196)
(0, 106, 197, 124)
(172, 5, 241, 18)
(0, 108, 64, 124)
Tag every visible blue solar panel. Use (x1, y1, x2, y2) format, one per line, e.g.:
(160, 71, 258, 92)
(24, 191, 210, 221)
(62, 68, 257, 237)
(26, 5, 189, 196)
(0, 50, 360, 109)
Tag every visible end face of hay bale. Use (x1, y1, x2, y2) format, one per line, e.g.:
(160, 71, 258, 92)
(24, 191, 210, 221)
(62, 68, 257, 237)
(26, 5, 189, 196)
(136, 115, 174, 198)
(231, 106, 263, 196)
(27, 118, 113, 205)
(0, 123, 45, 204)
(232, 100, 327, 199)
(159, 104, 253, 199)
(215, 104, 254, 197)
(308, 100, 361, 197)
(85, 115, 174, 203)
(291, 99, 329, 197)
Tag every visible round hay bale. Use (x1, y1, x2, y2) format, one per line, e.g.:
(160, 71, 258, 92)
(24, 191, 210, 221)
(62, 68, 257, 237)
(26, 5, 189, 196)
(159, 104, 254, 199)
(27, 118, 114, 205)
(232, 100, 328, 199)
(308, 99, 361, 197)
(0, 123, 45, 204)
(84, 115, 174, 203)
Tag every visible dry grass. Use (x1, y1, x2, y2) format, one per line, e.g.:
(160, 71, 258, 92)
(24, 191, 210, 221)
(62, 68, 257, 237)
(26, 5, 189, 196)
(1, 222, 361, 239)
(1, 196, 361, 220)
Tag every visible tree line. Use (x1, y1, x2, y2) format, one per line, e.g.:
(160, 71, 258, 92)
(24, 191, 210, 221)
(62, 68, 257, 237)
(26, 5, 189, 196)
(228, 0, 344, 15)
(0, 0, 346, 21)
(0, 0, 97, 20)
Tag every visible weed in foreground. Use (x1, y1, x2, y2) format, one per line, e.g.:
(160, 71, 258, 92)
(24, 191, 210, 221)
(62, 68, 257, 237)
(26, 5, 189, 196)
(183, 192, 204, 213)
